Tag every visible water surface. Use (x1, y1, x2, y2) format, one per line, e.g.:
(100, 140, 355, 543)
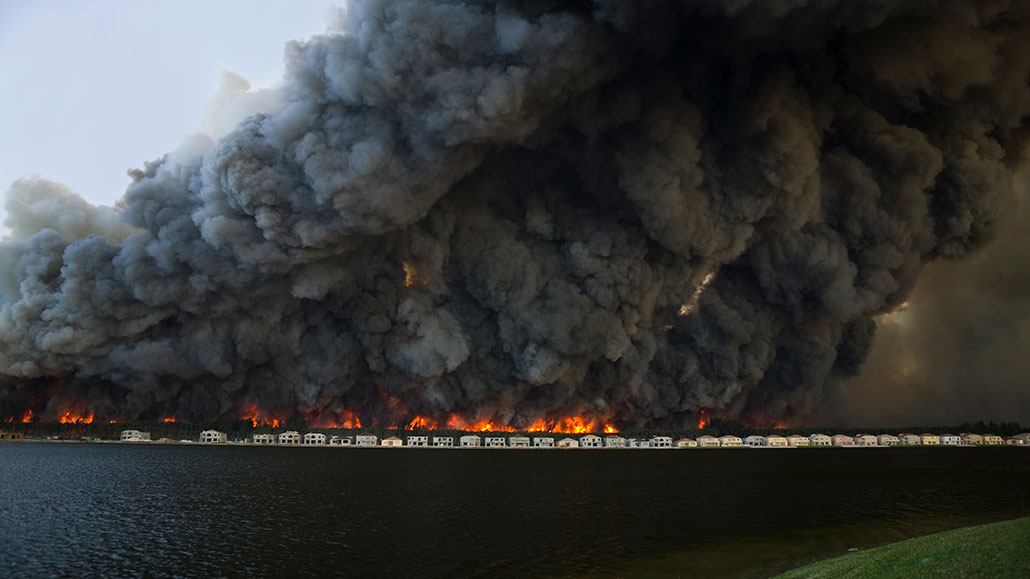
(1, 443, 1028, 578)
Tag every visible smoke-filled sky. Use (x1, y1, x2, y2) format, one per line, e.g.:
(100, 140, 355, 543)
(2, 0, 1029, 429)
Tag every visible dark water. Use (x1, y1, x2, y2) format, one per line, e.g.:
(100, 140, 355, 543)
(1, 443, 1029, 578)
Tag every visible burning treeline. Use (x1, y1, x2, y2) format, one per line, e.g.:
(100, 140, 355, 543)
(1, 0, 1029, 429)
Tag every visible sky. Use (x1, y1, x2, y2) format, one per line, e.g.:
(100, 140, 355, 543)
(0, 0, 340, 231)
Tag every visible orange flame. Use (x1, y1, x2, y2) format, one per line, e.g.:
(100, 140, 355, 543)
(162, 417, 176, 423)
(698, 409, 708, 430)
(59, 411, 94, 424)
(21, 409, 34, 423)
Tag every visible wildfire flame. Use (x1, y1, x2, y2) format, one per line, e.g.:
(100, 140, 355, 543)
(21, 409, 34, 423)
(162, 417, 176, 423)
(679, 272, 717, 317)
(698, 409, 708, 430)
(59, 411, 94, 424)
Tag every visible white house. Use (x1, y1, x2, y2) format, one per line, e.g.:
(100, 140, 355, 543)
(1015, 433, 1030, 443)
(650, 436, 673, 448)
(355, 433, 378, 447)
(675, 438, 697, 448)
(557, 437, 580, 448)
(960, 433, 984, 445)
(744, 435, 766, 448)
(303, 432, 327, 445)
(329, 435, 353, 446)
(877, 434, 900, 446)
(278, 431, 301, 445)
(433, 436, 454, 447)
(920, 433, 940, 446)
(199, 429, 227, 444)
(787, 434, 810, 447)
(628, 438, 649, 448)
(381, 436, 402, 447)
(120, 429, 150, 442)
(510, 435, 530, 447)
(831, 434, 855, 447)
(407, 435, 428, 447)
(983, 434, 1004, 445)
(533, 437, 555, 448)
(939, 434, 961, 446)
(252, 433, 275, 444)
(853, 434, 877, 447)
(460, 435, 481, 447)
(580, 434, 603, 448)
(898, 433, 921, 446)
(604, 435, 627, 448)
(719, 435, 743, 447)
(485, 437, 507, 448)
(697, 435, 721, 447)
(808, 434, 831, 447)
(1004, 436, 1025, 446)
(767, 435, 789, 447)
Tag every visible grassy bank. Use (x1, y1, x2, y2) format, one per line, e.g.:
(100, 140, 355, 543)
(773, 516, 1030, 578)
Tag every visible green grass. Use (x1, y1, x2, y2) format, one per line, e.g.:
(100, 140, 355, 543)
(773, 516, 1030, 579)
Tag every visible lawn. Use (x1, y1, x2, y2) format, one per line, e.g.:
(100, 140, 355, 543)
(773, 516, 1030, 579)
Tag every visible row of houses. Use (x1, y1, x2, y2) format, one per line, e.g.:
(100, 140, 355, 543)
(119, 429, 1030, 448)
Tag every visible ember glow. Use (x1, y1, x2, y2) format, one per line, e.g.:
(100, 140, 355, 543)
(59, 412, 94, 424)
(698, 409, 709, 430)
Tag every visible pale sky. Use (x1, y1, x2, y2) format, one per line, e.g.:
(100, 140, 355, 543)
(0, 0, 340, 231)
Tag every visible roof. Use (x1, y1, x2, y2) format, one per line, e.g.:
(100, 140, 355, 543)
(675, 438, 695, 442)
(356, 433, 376, 438)
(383, 436, 401, 441)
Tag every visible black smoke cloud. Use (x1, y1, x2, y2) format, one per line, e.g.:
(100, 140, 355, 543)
(2, 0, 1028, 427)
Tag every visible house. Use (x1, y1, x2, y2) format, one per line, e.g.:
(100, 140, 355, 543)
(940, 434, 961, 446)
(767, 435, 789, 447)
(0, 430, 24, 440)
(200, 430, 227, 444)
(406, 435, 428, 447)
(510, 435, 530, 448)
(329, 435, 353, 446)
(1004, 436, 1025, 446)
(898, 433, 922, 446)
(460, 435, 481, 447)
(433, 436, 454, 447)
(831, 434, 855, 447)
(877, 434, 900, 446)
(787, 434, 810, 447)
(604, 435, 627, 448)
(697, 435, 721, 447)
(920, 433, 940, 446)
(533, 437, 555, 448)
(381, 436, 402, 447)
(628, 438, 649, 448)
(252, 433, 275, 444)
(675, 438, 697, 448)
(983, 434, 1004, 446)
(580, 434, 603, 448)
(557, 437, 580, 448)
(485, 437, 507, 448)
(719, 435, 743, 447)
(355, 433, 378, 447)
(303, 432, 327, 445)
(1015, 433, 1030, 443)
(808, 434, 831, 447)
(744, 435, 767, 447)
(853, 434, 877, 447)
(278, 431, 301, 445)
(120, 429, 151, 442)
(960, 433, 984, 445)
(650, 436, 673, 448)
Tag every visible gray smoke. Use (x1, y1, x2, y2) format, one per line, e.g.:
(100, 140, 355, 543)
(2, 0, 1029, 428)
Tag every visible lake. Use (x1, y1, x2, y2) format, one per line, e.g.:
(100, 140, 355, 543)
(1, 443, 1028, 578)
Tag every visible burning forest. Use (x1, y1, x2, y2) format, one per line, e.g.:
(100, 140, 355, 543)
(2, 0, 1029, 430)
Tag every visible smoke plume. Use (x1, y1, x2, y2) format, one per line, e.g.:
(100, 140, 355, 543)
(2, 0, 1029, 428)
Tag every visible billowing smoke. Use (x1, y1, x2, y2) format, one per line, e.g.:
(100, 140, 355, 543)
(2, 0, 1029, 428)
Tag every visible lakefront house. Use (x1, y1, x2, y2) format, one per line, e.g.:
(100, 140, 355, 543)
(831, 434, 855, 447)
(744, 435, 766, 447)
(278, 431, 301, 445)
(381, 436, 402, 447)
(650, 436, 673, 448)
(605, 435, 627, 448)
(460, 435, 481, 447)
(120, 429, 151, 442)
(355, 433, 378, 447)
(898, 433, 921, 446)
(787, 434, 810, 447)
(580, 434, 603, 448)
(940, 434, 961, 446)
(199, 430, 227, 444)
(433, 436, 455, 447)
(252, 433, 274, 444)
(533, 437, 555, 448)
(808, 434, 831, 447)
(877, 434, 899, 446)
(406, 435, 428, 447)
(675, 438, 697, 448)
(719, 435, 743, 447)
(920, 433, 940, 446)
(303, 432, 327, 445)
(960, 433, 984, 445)
(767, 435, 788, 447)
(853, 434, 877, 446)
(698, 435, 720, 447)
